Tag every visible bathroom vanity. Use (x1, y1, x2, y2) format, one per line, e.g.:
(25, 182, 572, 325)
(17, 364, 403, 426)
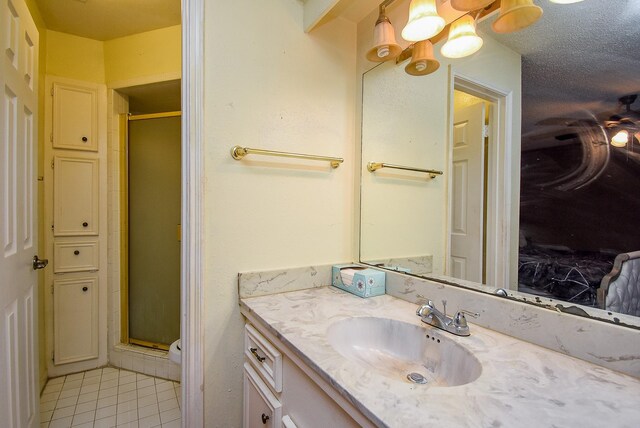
(240, 285, 640, 427)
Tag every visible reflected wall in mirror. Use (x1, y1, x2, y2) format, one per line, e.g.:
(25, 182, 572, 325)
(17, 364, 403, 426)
(359, 0, 640, 326)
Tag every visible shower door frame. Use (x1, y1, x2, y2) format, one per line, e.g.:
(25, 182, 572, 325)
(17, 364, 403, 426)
(120, 111, 182, 352)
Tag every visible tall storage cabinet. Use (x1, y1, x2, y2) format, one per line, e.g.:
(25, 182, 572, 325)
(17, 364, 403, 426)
(44, 77, 108, 375)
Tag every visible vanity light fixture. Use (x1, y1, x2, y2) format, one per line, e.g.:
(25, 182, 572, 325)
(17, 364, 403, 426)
(441, 14, 484, 58)
(492, 0, 544, 34)
(450, 0, 495, 11)
(366, 2, 403, 62)
(405, 40, 440, 76)
(548, 0, 584, 3)
(401, 0, 445, 42)
(610, 129, 629, 147)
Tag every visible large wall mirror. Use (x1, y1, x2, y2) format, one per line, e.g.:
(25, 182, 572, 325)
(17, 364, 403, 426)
(359, 0, 640, 328)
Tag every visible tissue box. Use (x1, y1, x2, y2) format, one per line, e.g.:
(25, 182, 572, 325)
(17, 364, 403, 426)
(331, 264, 386, 298)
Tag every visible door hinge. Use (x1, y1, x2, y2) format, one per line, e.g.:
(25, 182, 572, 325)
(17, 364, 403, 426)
(50, 86, 54, 96)
(51, 159, 54, 169)
(51, 351, 54, 361)
(482, 125, 490, 138)
(50, 283, 54, 294)
(50, 132, 53, 143)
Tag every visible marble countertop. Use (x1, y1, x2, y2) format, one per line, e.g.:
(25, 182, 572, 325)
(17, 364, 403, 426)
(240, 286, 640, 428)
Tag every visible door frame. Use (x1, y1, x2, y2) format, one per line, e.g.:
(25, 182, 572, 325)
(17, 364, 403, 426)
(181, 0, 205, 425)
(446, 71, 514, 289)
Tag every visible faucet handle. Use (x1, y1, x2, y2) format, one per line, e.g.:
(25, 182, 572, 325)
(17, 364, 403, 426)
(458, 309, 479, 318)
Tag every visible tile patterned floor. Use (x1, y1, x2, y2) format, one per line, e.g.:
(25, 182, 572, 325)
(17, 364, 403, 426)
(40, 367, 181, 428)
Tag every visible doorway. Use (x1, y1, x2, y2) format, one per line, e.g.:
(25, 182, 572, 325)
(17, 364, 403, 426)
(116, 81, 181, 351)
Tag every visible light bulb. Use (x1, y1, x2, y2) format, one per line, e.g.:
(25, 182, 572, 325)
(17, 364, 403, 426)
(611, 130, 629, 147)
(402, 0, 445, 42)
(441, 15, 484, 59)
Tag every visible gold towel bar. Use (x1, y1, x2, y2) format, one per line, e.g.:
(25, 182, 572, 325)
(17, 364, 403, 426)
(231, 146, 344, 168)
(367, 162, 443, 178)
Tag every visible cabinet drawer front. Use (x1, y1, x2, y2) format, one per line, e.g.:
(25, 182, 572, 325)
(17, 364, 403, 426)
(245, 324, 282, 393)
(244, 363, 282, 428)
(54, 240, 99, 273)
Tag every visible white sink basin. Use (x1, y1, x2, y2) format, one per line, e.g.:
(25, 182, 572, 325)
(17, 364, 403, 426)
(326, 317, 482, 387)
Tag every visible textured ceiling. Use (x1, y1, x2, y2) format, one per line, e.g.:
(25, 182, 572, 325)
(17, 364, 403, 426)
(34, 0, 180, 41)
(478, 0, 640, 138)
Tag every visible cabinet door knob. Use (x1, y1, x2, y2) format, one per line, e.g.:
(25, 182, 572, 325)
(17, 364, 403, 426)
(82, 136, 88, 142)
(74, 250, 80, 255)
(82, 286, 88, 292)
(261, 413, 270, 424)
(82, 222, 88, 227)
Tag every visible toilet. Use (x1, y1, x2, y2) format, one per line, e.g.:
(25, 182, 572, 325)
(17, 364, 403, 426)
(169, 339, 181, 365)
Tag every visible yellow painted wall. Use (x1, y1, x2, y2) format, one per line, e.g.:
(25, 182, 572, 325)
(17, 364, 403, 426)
(46, 31, 106, 83)
(104, 25, 181, 85)
(202, 1, 357, 424)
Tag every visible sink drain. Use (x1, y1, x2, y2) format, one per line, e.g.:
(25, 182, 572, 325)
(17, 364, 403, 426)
(406, 372, 428, 384)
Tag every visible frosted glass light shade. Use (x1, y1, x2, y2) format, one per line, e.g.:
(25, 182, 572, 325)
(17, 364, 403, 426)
(441, 15, 484, 59)
(450, 0, 495, 11)
(492, 0, 543, 33)
(402, 0, 445, 42)
(611, 130, 629, 147)
(366, 18, 402, 62)
(549, 0, 584, 3)
(405, 40, 440, 76)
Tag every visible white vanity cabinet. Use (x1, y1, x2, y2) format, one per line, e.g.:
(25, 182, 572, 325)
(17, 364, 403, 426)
(243, 322, 374, 428)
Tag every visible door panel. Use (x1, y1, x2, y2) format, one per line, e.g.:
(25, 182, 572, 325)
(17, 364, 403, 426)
(0, 0, 39, 426)
(450, 103, 485, 282)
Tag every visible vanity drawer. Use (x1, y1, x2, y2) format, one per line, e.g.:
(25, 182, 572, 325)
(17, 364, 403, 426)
(244, 362, 282, 428)
(245, 323, 282, 393)
(54, 240, 99, 273)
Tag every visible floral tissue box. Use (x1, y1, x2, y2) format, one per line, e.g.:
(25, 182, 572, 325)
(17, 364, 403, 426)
(331, 264, 386, 298)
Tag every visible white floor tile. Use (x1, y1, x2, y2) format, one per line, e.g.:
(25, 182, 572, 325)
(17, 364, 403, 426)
(95, 404, 117, 420)
(156, 389, 174, 403)
(71, 423, 93, 428)
(119, 370, 135, 378)
(119, 374, 136, 386)
(100, 379, 119, 390)
(137, 394, 157, 408)
(160, 418, 181, 428)
(93, 415, 117, 428)
(118, 390, 137, 403)
(55, 397, 78, 410)
(74, 400, 97, 414)
(117, 400, 137, 414)
(159, 408, 180, 424)
(77, 391, 99, 404)
(71, 410, 95, 426)
(41, 400, 57, 412)
(41, 392, 61, 403)
(102, 372, 119, 382)
(118, 382, 136, 393)
(117, 422, 139, 428)
(65, 373, 84, 382)
(158, 398, 177, 413)
(154, 382, 172, 393)
(49, 416, 73, 428)
(102, 367, 119, 375)
(47, 376, 66, 385)
(116, 408, 138, 425)
(51, 405, 75, 421)
(97, 395, 118, 409)
(137, 378, 154, 389)
(84, 368, 103, 378)
(58, 388, 80, 399)
(136, 374, 150, 381)
(137, 385, 156, 399)
(137, 403, 158, 419)
(80, 384, 100, 394)
(98, 387, 119, 399)
(81, 376, 101, 386)
(43, 383, 64, 394)
(138, 414, 161, 428)
(62, 380, 83, 391)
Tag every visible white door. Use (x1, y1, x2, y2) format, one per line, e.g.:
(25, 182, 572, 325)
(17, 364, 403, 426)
(450, 103, 485, 282)
(0, 0, 40, 426)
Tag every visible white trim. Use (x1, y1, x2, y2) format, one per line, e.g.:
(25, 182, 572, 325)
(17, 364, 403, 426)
(447, 70, 513, 288)
(181, 0, 205, 426)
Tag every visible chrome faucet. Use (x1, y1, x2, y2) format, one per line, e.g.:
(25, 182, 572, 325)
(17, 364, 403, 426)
(416, 299, 478, 337)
